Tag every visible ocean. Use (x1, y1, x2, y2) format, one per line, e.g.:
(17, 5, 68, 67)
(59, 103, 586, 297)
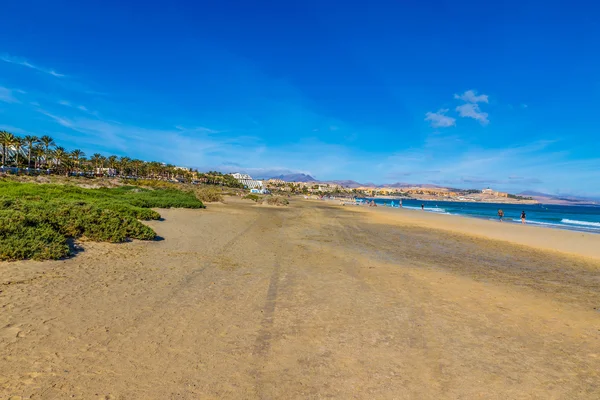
(358, 198, 600, 234)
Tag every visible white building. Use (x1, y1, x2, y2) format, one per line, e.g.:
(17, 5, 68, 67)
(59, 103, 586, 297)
(232, 172, 252, 180)
(482, 188, 494, 195)
(232, 172, 263, 189)
(96, 167, 117, 176)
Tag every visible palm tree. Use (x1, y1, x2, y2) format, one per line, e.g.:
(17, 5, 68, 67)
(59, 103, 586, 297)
(119, 156, 131, 177)
(70, 149, 85, 172)
(39, 135, 55, 168)
(130, 159, 141, 177)
(2, 132, 17, 166)
(107, 155, 118, 171)
(90, 153, 102, 172)
(32, 145, 44, 169)
(0, 130, 9, 166)
(99, 155, 107, 170)
(53, 146, 68, 167)
(24, 135, 39, 168)
(13, 137, 25, 167)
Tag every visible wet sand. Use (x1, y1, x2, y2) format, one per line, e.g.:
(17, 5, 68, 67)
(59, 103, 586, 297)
(1, 197, 600, 399)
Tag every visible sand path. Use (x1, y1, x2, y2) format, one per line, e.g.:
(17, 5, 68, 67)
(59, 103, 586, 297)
(1, 198, 600, 399)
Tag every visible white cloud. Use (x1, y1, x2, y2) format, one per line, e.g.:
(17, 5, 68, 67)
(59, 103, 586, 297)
(1, 53, 65, 78)
(425, 109, 456, 128)
(36, 109, 75, 128)
(456, 103, 489, 125)
(57, 99, 97, 116)
(0, 86, 22, 103)
(454, 90, 488, 104)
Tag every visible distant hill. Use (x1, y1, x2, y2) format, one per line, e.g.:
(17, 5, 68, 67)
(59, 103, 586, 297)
(520, 190, 551, 197)
(327, 180, 363, 188)
(270, 173, 317, 182)
(383, 182, 410, 188)
(519, 191, 599, 205)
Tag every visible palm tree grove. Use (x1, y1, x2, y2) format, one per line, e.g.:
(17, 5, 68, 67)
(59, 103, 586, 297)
(0, 130, 242, 187)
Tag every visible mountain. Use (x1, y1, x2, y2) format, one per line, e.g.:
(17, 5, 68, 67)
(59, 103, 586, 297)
(384, 182, 415, 188)
(519, 191, 599, 205)
(520, 190, 551, 197)
(270, 173, 317, 182)
(327, 180, 363, 188)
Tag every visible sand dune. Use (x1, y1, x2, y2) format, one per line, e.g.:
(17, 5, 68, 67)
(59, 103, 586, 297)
(1, 197, 599, 399)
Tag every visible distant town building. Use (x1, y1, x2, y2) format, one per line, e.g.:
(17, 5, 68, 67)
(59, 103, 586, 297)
(96, 167, 117, 176)
(232, 172, 263, 189)
(174, 166, 191, 171)
(232, 173, 252, 180)
(482, 188, 494, 195)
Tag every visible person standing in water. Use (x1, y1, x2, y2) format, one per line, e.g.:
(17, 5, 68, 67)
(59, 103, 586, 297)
(521, 210, 526, 224)
(421, 204, 424, 210)
(498, 209, 504, 222)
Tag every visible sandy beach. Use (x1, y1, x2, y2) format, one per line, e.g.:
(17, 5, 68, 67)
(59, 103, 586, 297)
(2, 197, 600, 399)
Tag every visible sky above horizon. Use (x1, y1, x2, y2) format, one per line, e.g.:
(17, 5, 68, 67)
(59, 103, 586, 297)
(1, 0, 599, 196)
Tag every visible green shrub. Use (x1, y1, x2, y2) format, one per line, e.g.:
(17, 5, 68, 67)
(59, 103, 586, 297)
(263, 196, 290, 206)
(195, 186, 224, 203)
(243, 194, 261, 202)
(0, 211, 70, 261)
(0, 181, 205, 260)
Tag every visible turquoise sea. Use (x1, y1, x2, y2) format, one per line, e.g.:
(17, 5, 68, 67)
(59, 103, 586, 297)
(359, 198, 600, 234)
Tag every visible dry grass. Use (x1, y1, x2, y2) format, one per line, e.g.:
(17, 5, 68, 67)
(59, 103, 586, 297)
(195, 186, 225, 203)
(262, 196, 290, 206)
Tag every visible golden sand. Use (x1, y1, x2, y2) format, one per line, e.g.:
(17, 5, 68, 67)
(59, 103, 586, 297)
(1, 197, 599, 398)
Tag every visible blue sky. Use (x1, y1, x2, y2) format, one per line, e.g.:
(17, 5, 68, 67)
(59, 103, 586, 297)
(1, 0, 599, 196)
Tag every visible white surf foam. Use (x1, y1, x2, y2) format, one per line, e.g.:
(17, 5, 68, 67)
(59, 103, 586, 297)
(403, 206, 449, 214)
(561, 219, 600, 228)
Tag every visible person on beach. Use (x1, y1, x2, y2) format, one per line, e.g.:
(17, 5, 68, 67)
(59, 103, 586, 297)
(498, 209, 504, 222)
(521, 211, 526, 224)
(421, 204, 424, 210)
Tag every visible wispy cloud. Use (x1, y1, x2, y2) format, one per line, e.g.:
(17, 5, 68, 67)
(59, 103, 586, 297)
(424, 108, 456, 128)
(456, 103, 489, 125)
(1, 53, 65, 78)
(36, 109, 75, 128)
(0, 86, 24, 103)
(57, 99, 98, 116)
(454, 90, 488, 104)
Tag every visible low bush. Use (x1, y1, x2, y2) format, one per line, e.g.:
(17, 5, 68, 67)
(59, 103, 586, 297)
(0, 181, 205, 261)
(122, 179, 182, 190)
(195, 186, 224, 203)
(243, 194, 261, 202)
(263, 197, 290, 206)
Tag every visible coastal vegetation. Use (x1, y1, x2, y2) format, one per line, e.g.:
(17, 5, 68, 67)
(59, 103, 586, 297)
(194, 186, 225, 203)
(243, 194, 262, 202)
(508, 193, 534, 200)
(0, 130, 249, 261)
(0, 131, 243, 188)
(242, 194, 289, 206)
(263, 196, 290, 206)
(0, 181, 204, 261)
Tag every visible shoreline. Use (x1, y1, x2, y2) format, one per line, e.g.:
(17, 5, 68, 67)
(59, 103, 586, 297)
(368, 195, 539, 205)
(334, 197, 600, 236)
(336, 201, 600, 260)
